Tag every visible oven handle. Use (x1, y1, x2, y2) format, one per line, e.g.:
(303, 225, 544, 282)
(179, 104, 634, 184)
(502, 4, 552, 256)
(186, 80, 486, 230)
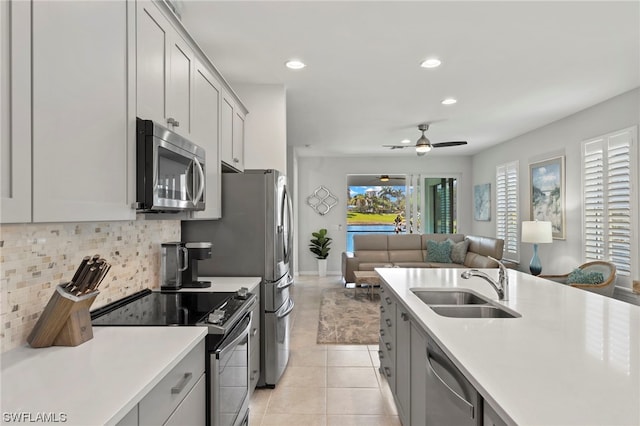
(215, 313, 251, 359)
(276, 298, 295, 319)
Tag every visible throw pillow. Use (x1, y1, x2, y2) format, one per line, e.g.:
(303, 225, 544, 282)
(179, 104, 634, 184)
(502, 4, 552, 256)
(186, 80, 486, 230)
(566, 268, 605, 285)
(426, 240, 452, 263)
(448, 238, 470, 264)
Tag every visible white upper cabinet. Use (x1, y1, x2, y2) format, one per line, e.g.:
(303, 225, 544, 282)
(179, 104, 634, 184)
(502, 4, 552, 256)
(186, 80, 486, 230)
(1, 1, 31, 223)
(136, 0, 193, 138)
(221, 90, 246, 172)
(3, 0, 135, 223)
(191, 61, 221, 219)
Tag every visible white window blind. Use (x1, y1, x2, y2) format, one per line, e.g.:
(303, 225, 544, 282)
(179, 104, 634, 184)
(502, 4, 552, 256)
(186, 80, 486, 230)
(582, 127, 637, 278)
(496, 161, 519, 262)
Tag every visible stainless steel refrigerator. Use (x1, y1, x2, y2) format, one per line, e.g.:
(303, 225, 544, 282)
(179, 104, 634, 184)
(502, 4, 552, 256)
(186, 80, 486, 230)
(181, 169, 294, 387)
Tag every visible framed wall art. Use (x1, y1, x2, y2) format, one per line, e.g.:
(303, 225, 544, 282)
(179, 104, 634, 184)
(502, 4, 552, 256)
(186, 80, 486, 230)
(529, 156, 565, 239)
(473, 183, 491, 221)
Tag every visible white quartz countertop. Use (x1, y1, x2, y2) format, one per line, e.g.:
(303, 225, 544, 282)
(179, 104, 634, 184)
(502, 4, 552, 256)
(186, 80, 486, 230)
(174, 276, 261, 293)
(1, 326, 207, 425)
(377, 267, 640, 426)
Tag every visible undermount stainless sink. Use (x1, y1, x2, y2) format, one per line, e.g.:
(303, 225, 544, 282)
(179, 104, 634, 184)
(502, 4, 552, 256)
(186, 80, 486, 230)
(410, 289, 490, 305)
(410, 288, 520, 318)
(430, 305, 521, 319)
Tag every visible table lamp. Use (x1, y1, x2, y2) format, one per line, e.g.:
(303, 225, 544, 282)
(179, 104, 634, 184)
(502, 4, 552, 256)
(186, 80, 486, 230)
(521, 221, 552, 275)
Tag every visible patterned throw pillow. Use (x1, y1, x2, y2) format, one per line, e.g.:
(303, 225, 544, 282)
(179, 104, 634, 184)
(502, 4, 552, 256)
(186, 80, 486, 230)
(426, 240, 452, 263)
(447, 238, 470, 264)
(566, 268, 605, 284)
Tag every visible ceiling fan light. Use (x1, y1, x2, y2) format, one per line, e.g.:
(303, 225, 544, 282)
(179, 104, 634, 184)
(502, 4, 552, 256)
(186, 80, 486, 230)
(380, 175, 390, 182)
(415, 134, 432, 155)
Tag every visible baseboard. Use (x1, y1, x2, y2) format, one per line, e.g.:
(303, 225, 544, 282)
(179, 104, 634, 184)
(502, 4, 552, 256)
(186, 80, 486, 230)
(297, 270, 342, 276)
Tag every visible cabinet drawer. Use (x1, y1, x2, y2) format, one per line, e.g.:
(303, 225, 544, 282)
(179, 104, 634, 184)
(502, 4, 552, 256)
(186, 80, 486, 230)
(163, 373, 206, 426)
(139, 340, 205, 425)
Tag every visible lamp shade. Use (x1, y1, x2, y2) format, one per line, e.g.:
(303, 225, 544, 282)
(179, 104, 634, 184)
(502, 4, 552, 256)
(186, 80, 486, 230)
(521, 221, 552, 243)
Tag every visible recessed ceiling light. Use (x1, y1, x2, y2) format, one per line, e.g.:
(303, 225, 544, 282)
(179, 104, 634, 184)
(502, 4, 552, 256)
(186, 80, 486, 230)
(420, 58, 441, 69)
(441, 98, 457, 105)
(401, 139, 411, 144)
(285, 59, 306, 70)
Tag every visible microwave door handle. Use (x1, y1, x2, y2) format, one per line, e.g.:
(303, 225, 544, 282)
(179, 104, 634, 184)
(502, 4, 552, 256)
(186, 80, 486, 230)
(193, 157, 205, 204)
(185, 160, 194, 202)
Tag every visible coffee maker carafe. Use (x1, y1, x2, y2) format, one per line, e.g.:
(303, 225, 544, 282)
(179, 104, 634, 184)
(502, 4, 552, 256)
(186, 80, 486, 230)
(160, 242, 188, 290)
(181, 242, 212, 288)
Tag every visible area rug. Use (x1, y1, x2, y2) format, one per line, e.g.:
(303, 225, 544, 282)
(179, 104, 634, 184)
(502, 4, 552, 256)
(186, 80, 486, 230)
(317, 288, 380, 344)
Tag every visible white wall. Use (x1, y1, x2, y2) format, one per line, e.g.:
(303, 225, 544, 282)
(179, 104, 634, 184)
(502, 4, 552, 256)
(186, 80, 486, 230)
(234, 84, 287, 173)
(294, 155, 473, 275)
(471, 88, 640, 287)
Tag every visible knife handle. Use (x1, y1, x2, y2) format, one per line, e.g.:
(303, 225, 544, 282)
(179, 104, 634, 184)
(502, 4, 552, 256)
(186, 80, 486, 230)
(69, 256, 91, 288)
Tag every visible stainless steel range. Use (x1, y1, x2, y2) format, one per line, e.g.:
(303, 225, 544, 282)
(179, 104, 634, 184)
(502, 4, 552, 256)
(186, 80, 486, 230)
(91, 288, 256, 426)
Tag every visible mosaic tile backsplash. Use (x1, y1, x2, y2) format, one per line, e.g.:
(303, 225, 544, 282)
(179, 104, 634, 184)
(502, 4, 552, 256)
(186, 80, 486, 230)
(0, 220, 181, 352)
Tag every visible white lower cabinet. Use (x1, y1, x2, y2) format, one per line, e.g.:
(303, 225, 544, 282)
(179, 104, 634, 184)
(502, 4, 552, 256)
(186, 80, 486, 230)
(410, 323, 428, 426)
(395, 305, 411, 424)
(117, 340, 205, 426)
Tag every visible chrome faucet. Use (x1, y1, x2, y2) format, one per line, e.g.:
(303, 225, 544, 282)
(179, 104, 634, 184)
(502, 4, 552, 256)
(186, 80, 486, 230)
(460, 256, 509, 300)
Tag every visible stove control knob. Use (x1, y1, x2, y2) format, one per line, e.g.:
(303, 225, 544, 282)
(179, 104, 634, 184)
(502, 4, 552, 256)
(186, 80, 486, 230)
(237, 287, 249, 300)
(208, 309, 225, 324)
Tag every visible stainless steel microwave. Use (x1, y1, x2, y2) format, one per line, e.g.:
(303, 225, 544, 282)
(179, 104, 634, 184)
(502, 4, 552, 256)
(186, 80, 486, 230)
(136, 118, 206, 212)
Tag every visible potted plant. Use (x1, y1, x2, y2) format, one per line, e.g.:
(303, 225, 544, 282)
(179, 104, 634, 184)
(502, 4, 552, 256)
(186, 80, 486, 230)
(309, 228, 332, 277)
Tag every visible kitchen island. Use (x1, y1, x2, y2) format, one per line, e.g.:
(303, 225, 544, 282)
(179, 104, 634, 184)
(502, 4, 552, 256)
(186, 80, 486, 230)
(377, 267, 639, 426)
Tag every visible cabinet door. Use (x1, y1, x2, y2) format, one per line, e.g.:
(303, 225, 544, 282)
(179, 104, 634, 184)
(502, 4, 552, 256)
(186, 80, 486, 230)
(410, 323, 428, 426)
(190, 62, 221, 219)
(220, 94, 234, 167)
(166, 33, 193, 137)
(232, 109, 245, 171)
(31, 0, 134, 222)
(249, 292, 261, 393)
(136, 0, 169, 125)
(163, 373, 206, 426)
(395, 306, 411, 424)
(1, 0, 31, 223)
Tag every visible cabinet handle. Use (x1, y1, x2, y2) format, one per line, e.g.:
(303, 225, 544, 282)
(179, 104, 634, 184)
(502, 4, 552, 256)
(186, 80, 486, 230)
(251, 328, 258, 337)
(380, 287, 385, 293)
(385, 342, 392, 351)
(401, 312, 409, 321)
(233, 157, 240, 163)
(384, 367, 392, 377)
(385, 318, 392, 327)
(385, 297, 392, 305)
(167, 117, 180, 127)
(171, 372, 193, 394)
(380, 329, 385, 336)
(250, 370, 258, 381)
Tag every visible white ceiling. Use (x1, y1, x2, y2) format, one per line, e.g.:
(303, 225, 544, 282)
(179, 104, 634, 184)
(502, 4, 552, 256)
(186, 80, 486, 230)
(179, 1, 640, 158)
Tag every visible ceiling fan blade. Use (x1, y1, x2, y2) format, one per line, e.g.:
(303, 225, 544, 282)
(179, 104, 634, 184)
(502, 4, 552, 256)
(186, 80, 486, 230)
(382, 145, 409, 150)
(432, 141, 468, 148)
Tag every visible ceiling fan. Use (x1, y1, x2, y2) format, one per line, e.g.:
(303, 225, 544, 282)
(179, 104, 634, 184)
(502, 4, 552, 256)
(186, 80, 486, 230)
(378, 175, 405, 183)
(383, 124, 467, 156)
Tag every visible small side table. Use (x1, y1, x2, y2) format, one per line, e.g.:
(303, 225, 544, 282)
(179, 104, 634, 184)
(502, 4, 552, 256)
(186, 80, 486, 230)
(352, 271, 382, 300)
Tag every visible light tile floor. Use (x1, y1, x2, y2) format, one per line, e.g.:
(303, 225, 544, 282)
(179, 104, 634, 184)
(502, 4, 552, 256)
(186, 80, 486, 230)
(249, 275, 401, 426)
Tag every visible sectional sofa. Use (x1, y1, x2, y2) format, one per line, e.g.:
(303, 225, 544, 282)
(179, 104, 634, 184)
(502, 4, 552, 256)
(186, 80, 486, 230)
(342, 233, 504, 283)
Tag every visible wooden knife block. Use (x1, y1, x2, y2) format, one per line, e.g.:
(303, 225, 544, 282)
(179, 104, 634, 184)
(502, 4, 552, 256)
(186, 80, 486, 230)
(27, 284, 99, 348)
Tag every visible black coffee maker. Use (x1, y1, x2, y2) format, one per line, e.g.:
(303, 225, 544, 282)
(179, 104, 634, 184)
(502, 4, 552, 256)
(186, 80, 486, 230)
(181, 242, 213, 288)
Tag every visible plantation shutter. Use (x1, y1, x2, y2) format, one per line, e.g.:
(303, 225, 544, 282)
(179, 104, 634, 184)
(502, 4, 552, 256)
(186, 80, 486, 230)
(582, 128, 637, 277)
(496, 161, 519, 261)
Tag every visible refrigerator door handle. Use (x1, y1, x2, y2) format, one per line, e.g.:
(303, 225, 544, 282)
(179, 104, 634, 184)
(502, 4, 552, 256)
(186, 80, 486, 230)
(276, 298, 295, 318)
(277, 276, 294, 290)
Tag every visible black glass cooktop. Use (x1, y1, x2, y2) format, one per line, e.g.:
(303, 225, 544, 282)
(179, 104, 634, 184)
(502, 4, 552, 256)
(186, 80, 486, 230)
(91, 289, 235, 326)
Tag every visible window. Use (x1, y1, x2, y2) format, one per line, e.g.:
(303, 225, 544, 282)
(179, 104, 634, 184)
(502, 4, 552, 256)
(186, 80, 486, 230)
(582, 127, 638, 281)
(496, 161, 519, 262)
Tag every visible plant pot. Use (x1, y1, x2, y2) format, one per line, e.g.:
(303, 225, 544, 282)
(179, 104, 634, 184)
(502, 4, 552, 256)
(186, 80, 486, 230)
(317, 259, 327, 277)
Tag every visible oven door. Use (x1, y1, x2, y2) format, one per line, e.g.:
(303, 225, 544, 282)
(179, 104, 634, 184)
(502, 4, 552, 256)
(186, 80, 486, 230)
(211, 313, 251, 426)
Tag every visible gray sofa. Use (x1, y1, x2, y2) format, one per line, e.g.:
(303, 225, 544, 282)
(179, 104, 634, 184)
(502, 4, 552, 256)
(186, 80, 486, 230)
(342, 233, 504, 283)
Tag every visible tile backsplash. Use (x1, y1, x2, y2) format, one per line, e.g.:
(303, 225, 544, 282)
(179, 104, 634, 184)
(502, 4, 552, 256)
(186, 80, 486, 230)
(0, 220, 181, 352)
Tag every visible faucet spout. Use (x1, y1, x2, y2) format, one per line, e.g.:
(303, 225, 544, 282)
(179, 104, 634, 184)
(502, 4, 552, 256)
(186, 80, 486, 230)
(460, 257, 509, 300)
